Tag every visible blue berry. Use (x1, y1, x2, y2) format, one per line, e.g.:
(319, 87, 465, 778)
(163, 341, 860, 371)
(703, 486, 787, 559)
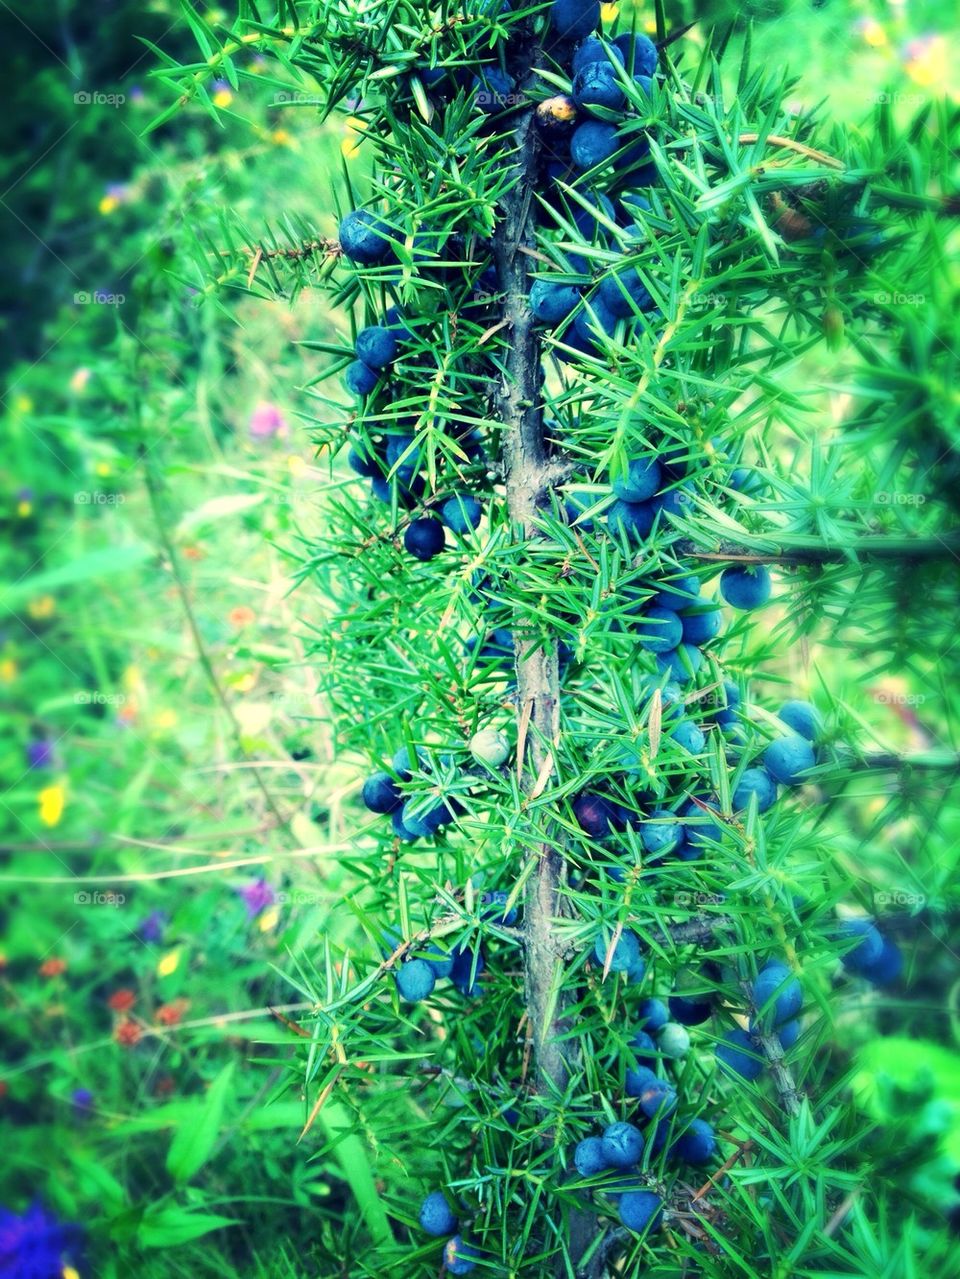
(680, 605, 722, 646)
(613, 32, 658, 77)
(681, 796, 722, 852)
(396, 958, 436, 1002)
(593, 929, 641, 973)
(571, 121, 619, 169)
(355, 325, 398, 369)
(716, 1027, 763, 1080)
(763, 735, 815, 785)
(441, 494, 483, 533)
(362, 771, 402, 814)
(601, 1120, 644, 1168)
(472, 67, 516, 112)
(344, 360, 379, 397)
(419, 1190, 457, 1236)
(670, 718, 705, 754)
(391, 808, 421, 842)
(839, 919, 884, 974)
(668, 992, 713, 1026)
(751, 963, 802, 1028)
(530, 278, 581, 324)
(629, 1029, 657, 1068)
(404, 517, 445, 561)
(713, 679, 741, 726)
(860, 938, 903, 986)
(607, 498, 655, 541)
(348, 445, 381, 478)
(612, 456, 662, 503)
(572, 62, 626, 114)
(551, 0, 600, 40)
(637, 997, 669, 1032)
(638, 1078, 676, 1119)
(618, 1189, 663, 1233)
(598, 267, 653, 318)
(572, 37, 625, 73)
(421, 943, 454, 979)
(450, 945, 485, 996)
(574, 1135, 609, 1176)
(672, 1118, 715, 1166)
(656, 643, 703, 684)
(778, 699, 822, 742)
(573, 296, 619, 346)
(391, 744, 426, 777)
(635, 606, 683, 654)
(732, 766, 778, 813)
(573, 792, 618, 837)
(720, 564, 772, 610)
(339, 210, 394, 265)
(639, 810, 681, 858)
(400, 798, 447, 837)
(444, 1235, 480, 1275)
(778, 1019, 801, 1049)
(625, 1064, 657, 1101)
(653, 574, 700, 609)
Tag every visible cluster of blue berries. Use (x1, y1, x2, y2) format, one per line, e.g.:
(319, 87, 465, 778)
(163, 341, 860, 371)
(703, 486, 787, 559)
(342, 307, 405, 399)
(839, 917, 903, 986)
(361, 746, 458, 842)
(418, 1191, 482, 1273)
(716, 960, 803, 1080)
(389, 890, 518, 1004)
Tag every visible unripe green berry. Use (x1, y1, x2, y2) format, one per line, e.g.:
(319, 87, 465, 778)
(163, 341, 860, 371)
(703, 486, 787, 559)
(657, 1021, 691, 1058)
(470, 727, 510, 767)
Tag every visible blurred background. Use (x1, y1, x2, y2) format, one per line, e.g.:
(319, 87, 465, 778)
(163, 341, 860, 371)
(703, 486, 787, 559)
(1, 1, 957, 1275)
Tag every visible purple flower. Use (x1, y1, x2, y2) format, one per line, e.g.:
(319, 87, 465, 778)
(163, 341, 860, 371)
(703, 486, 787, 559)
(71, 1088, 94, 1118)
(26, 740, 53, 770)
(238, 878, 276, 919)
(0, 1202, 83, 1278)
(248, 402, 288, 440)
(137, 909, 168, 944)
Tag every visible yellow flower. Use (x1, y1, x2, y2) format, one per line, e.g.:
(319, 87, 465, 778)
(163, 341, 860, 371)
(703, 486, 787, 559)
(904, 35, 949, 91)
(17, 500, 32, 518)
(272, 128, 292, 146)
(28, 595, 56, 619)
(152, 708, 178, 731)
(341, 116, 368, 158)
(95, 460, 112, 477)
(63, 1266, 81, 1279)
(234, 671, 257, 693)
(14, 395, 33, 414)
(212, 86, 234, 109)
(287, 454, 307, 475)
(858, 19, 887, 49)
(259, 905, 281, 933)
(69, 367, 91, 393)
(39, 784, 66, 827)
(0, 658, 17, 682)
(99, 194, 119, 215)
(157, 948, 181, 977)
(600, 2, 619, 21)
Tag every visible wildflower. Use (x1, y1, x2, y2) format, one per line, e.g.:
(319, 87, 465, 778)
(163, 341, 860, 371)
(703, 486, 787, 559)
(26, 740, 54, 770)
(0, 1201, 84, 1278)
(238, 877, 276, 919)
(113, 1019, 142, 1047)
(258, 904, 280, 933)
(38, 958, 67, 978)
(70, 1087, 94, 1118)
(249, 401, 288, 439)
(156, 949, 181, 978)
(69, 368, 91, 393)
(38, 784, 65, 827)
(902, 34, 950, 93)
(212, 78, 233, 108)
(27, 596, 56, 620)
(341, 116, 368, 158)
(107, 989, 136, 1013)
(138, 910, 168, 944)
(228, 605, 256, 627)
(156, 998, 189, 1026)
(0, 659, 16, 683)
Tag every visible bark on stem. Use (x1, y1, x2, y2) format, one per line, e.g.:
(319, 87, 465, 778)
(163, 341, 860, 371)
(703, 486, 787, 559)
(493, 24, 603, 1278)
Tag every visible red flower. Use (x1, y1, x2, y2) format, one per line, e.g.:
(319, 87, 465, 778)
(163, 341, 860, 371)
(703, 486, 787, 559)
(114, 1019, 142, 1047)
(107, 988, 136, 1012)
